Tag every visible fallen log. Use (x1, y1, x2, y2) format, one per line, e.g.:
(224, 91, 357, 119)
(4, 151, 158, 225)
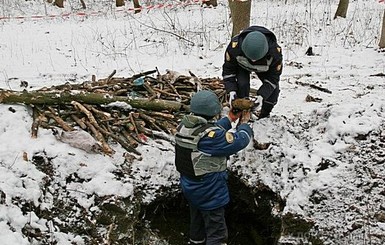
(0, 90, 187, 112)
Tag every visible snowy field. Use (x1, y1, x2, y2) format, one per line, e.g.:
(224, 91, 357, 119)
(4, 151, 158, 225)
(1, 0, 385, 244)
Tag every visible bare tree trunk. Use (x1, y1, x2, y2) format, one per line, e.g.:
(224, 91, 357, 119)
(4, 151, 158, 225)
(334, 0, 349, 19)
(228, 0, 251, 37)
(379, 9, 385, 48)
(116, 0, 125, 7)
(54, 0, 64, 8)
(133, 0, 141, 14)
(204, 0, 218, 7)
(79, 0, 86, 9)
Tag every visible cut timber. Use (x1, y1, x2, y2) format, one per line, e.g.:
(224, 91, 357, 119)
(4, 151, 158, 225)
(0, 70, 230, 156)
(0, 90, 187, 112)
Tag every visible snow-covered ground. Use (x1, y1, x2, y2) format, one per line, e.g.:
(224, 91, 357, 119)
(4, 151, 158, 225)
(1, 0, 385, 244)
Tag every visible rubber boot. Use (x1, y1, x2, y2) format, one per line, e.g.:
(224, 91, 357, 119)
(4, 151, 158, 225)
(259, 103, 274, 119)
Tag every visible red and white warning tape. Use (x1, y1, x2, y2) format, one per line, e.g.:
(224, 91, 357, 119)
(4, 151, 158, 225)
(0, 0, 210, 21)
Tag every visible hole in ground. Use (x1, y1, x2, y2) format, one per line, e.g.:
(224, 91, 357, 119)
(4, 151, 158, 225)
(140, 172, 285, 245)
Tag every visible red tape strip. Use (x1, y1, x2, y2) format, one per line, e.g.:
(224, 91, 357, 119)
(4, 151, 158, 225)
(0, 0, 210, 21)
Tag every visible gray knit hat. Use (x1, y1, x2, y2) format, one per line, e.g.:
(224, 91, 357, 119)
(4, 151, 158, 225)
(241, 31, 268, 60)
(190, 90, 221, 117)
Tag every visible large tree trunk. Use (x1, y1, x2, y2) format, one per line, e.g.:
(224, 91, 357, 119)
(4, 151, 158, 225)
(133, 0, 141, 13)
(80, 0, 86, 9)
(116, 0, 125, 7)
(379, 9, 385, 48)
(204, 0, 218, 7)
(0, 90, 186, 112)
(54, 0, 64, 8)
(228, 0, 251, 37)
(334, 0, 349, 19)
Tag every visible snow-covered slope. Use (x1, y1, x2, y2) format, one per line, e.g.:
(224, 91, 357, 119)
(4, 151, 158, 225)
(0, 0, 384, 244)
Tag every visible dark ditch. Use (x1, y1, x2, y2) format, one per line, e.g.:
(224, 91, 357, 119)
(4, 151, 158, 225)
(140, 172, 286, 245)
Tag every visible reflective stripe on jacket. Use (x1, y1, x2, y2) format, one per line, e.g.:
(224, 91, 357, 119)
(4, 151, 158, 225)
(175, 115, 253, 210)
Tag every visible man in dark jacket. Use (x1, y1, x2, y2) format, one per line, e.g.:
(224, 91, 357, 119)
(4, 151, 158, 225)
(174, 90, 253, 245)
(222, 25, 283, 119)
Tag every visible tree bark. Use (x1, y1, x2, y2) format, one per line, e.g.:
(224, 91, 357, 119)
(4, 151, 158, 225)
(133, 0, 141, 14)
(334, 0, 349, 19)
(228, 0, 251, 37)
(204, 0, 218, 7)
(379, 9, 385, 48)
(79, 0, 86, 9)
(54, 0, 64, 8)
(0, 90, 187, 112)
(116, 0, 125, 7)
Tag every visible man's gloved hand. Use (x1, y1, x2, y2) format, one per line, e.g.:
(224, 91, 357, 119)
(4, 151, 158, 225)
(253, 95, 263, 110)
(229, 91, 237, 106)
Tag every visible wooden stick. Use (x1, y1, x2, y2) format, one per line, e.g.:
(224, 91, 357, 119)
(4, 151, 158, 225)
(111, 118, 132, 126)
(31, 106, 40, 138)
(106, 70, 117, 83)
(71, 115, 87, 129)
(131, 69, 157, 79)
(139, 113, 163, 132)
(156, 120, 176, 135)
(152, 87, 178, 97)
(92, 121, 140, 155)
(151, 130, 175, 145)
(113, 132, 141, 155)
(71, 101, 98, 126)
(144, 111, 174, 120)
(84, 121, 114, 155)
(121, 129, 139, 148)
(46, 107, 74, 131)
(113, 88, 128, 96)
(129, 112, 139, 136)
(84, 104, 111, 120)
(165, 80, 182, 100)
(88, 85, 110, 91)
(135, 122, 153, 136)
(143, 83, 156, 97)
(72, 101, 117, 155)
(295, 81, 332, 94)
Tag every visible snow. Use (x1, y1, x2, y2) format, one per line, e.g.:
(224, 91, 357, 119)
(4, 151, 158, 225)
(1, 0, 385, 244)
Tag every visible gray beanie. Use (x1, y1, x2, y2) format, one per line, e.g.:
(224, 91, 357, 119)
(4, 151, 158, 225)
(190, 90, 221, 117)
(241, 31, 268, 61)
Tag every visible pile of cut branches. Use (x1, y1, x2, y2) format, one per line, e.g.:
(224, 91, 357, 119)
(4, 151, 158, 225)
(0, 69, 226, 156)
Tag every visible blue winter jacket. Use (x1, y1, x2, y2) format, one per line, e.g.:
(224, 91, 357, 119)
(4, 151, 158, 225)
(176, 116, 253, 210)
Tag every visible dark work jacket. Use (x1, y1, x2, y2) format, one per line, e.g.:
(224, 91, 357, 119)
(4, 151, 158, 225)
(175, 115, 253, 210)
(222, 26, 283, 101)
